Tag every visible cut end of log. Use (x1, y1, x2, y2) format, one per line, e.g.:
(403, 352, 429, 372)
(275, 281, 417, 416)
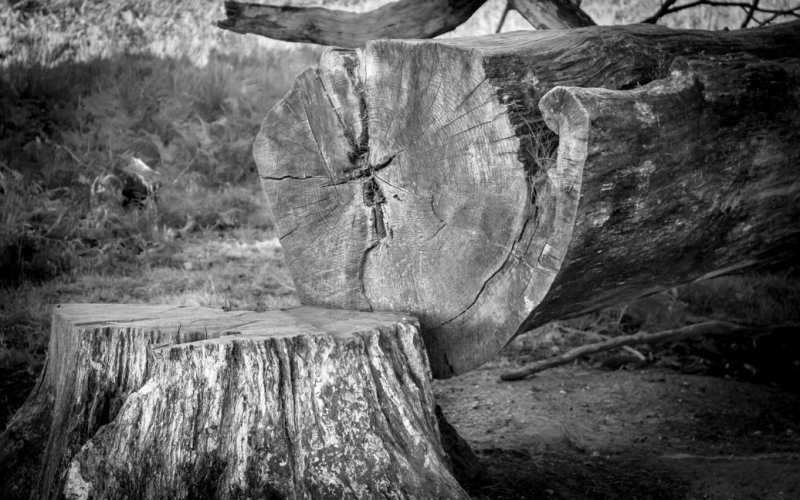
(255, 37, 580, 377)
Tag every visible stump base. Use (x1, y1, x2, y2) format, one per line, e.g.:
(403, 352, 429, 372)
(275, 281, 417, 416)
(0, 304, 470, 500)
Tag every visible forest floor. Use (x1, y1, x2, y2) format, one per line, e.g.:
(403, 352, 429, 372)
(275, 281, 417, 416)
(2, 230, 799, 500)
(438, 363, 800, 500)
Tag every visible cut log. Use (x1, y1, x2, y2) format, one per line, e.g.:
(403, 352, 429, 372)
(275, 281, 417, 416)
(0, 304, 469, 500)
(253, 21, 800, 378)
(217, 0, 595, 48)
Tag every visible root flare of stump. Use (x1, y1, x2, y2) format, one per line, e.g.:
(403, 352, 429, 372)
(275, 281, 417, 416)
(0, 304, 471, 500)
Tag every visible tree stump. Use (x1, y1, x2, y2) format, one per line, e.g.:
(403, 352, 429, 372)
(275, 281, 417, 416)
(252, 21, 800, 378)
(0, 304, 470, 500)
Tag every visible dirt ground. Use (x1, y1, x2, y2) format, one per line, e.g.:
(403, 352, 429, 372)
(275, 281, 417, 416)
(436, 362, 800, 500)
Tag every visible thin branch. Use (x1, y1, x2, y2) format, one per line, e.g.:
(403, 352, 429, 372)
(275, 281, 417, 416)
(741, 0, 761, 27)
(500, 320, 800, 381)
(642, 0, 681, 23)
(496, 1, 512, 33)
(641, 0, 799, 25)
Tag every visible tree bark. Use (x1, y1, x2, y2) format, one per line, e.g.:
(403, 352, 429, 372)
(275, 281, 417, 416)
(0, 304, 469, 500)
(217, 0, 486, 48)
(253, 21, 800, 378)
(217, 0, 596, 48)
(509, 0, 595, 29)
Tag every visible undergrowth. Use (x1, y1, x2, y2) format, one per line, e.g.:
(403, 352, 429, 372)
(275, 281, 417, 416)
(0, 0, 321, 283)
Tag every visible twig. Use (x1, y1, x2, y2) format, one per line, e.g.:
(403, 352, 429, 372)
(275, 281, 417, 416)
(500, 320, 799, 381)
(641, 0, 799, 25)
(622, 345, 646, 361)
(641, 0, 680, 23)
(557, 324, 606, 338)
(662, 452, 800, 461)
(741, 0, 761, 27)
(172, 150, 200, 184)
(496, 1, 512, 33)
(45, 138, 94, 171)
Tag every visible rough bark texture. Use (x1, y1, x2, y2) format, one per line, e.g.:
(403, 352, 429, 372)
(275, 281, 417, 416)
(510, 0, 595, 29)
(217, 0, 486, 48)
(253, 21, 800, 378)
(217, 0, 596, 47)
(522, 55, 800, 333)
(0, 304, 469, 500)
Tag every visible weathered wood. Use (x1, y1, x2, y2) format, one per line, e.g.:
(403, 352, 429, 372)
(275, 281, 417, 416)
(0, 304, 469, 500)
(517, 53, 800, 331)
(253, 21, 800, 378)
(510, 0, 595, 29)
(217, 0, 595, 48)
(217, 0, 486, 48)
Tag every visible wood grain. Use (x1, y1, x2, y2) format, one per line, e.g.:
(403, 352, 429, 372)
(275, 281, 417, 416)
(1, 304, 468, 500)
(218, 0, 597, 47)
(218, 0, 486, 47)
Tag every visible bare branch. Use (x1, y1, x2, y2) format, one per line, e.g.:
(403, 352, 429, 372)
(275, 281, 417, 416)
(741, 0, 761, 27)
(642, 0, 681, 24)
(496, 1, 512, 33)
(510, 0, 595, 29)
(641, 0, 800, 26)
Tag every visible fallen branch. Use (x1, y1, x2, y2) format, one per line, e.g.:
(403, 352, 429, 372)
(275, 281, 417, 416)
(661, 453, 800, 461)
(500, 321, 799, 381)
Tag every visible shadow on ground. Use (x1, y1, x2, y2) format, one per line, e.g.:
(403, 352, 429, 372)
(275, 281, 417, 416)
(437, 364, 800, 500)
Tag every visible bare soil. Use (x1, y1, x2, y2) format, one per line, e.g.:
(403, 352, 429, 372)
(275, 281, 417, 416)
(437, 362, 800, 499)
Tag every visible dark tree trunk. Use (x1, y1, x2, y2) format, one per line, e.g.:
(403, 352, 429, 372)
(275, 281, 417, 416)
(217, 0, 595, 48)
(218, 0, 486, 48)
(0, 304, 470, 500)
(252, 21, 800, 378)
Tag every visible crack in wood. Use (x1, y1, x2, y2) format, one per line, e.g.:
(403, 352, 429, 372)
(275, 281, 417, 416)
(261, 174, 323, 181)
(430, 218, 531, 331)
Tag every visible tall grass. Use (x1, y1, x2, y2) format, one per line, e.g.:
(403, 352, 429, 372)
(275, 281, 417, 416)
(0, 0, 322, 283)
